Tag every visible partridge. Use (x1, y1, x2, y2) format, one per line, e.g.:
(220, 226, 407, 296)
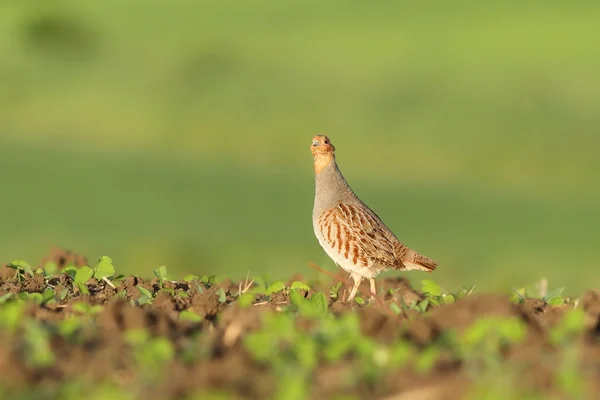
(311, 135, 438, 301)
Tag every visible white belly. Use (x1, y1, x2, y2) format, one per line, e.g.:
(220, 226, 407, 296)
(313, 223, 377, 279)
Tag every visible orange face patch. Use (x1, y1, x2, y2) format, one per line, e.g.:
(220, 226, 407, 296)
(311, 135, 335, 174)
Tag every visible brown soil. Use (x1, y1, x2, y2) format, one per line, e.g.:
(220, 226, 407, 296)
(0, 251, 599, 399)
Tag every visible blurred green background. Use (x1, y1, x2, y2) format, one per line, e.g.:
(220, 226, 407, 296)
(1, 1, 599, 293)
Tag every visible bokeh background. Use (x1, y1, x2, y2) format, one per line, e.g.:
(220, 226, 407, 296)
(1, 1, 599, 293)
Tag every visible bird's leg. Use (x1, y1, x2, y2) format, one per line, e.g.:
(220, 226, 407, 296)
(347, 273, 362, 302)
(369, 278, 377, 300)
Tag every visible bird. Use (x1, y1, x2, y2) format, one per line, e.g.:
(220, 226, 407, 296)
(311, 135, 438, 302)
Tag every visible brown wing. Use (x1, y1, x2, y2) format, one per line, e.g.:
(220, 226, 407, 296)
(317, 203, 405, 271)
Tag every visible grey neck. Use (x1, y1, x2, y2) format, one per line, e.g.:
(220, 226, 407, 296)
(313, 159, 358, 216)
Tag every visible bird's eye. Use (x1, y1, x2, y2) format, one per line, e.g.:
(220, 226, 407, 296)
(324, 139, 329, 144)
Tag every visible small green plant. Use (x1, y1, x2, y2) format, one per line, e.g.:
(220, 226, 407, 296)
(290, 281, 310, 292)
(6, 260, 34, 281)
(23, 320, 55, 368)
(329, 281, 342, 300)
(93, 256, 115, 280)
(459, 316, 527, 373)
(288, 290, 328, 318)
(153, 265, 169, 281)
(125, 329, 174, 380)
(265, 281, 285, 295)
(511, 279, 566, 306)
(74, 266, 94, 294)
(135, 286, 154, 306)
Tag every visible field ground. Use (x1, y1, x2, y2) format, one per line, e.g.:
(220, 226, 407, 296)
(2, 1, 600, 290)
(0, 250, 598, 399)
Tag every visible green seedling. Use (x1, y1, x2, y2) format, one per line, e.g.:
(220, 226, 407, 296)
(511, 279, 565, 306)
(58, 316, 83, 339)
(74, 266, 93, 295)
(6, 260, 34, 281)
(237, 292, 255, 308)
(184, 274, 200, 282)
(265, 281, 285, 295)
(72, 301, 103, 315)
(549, 308, 586, 345)
(329, 281, 342, 300)
(289, 290, 328, 318)
(459, 316, 527, 373)
(217, 288, 227, 303)
(153, 265, 169, 281)
(179, 310, 203, 323)
(135, 286, 154, 306)
(415, 345, 441, 374)
(43, 262, 58, 277)
(421, 280, 442, 297)
(389, 302, 402, 315)
(63, 265, 78, 278)
(273, 370, 310, 400)
(94, 256, 115, 280)
(24, 320, 55, 368)
(0, 292, 13, 304)
(200, 275, 216, 288)
(0, 301, 25, 333)
(290, 281, 311, 292)
(125, 329, 174, 379)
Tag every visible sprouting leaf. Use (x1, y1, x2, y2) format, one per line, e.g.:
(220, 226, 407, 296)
(72, 302, 103, 315)
(244, 333, 276, 362)
(41, 288, 55, 305)
(27, 292, 43, 305)
(63, 266, 78, 278)
(58, 316, 82, 338)
(43, 262, 58, 277)
(94, 256, 115, 279)
(549, 308, 586, 345)
(0, 301, 25, 332)
(418, 299, 430, 313)
(74, 266, 94, 285)
(78, 283, 90, 295)
(153, 265, 169, 280)
(137, 286, 153, 299)
(415, 346, 440, 374)
(179, 310, 202, 322)
(238, 292, 255, 308)
(543, 287, 565, 303)
(184, 274, 200, 282)
(59, 288, 69, 301)
(354, 296, 365, 305)
(0, 292, 13, 304)
(389, 302, 402, 314)
(201, 275, 216, 288)
(290, 281, 311, 291)
(125, 329, 149, 345)
(217, 288, 227, 303)
(294, 335, 317, 369)
(135, 295, 152, 306)
(23, 320, 55, 368)
(443, 294, 455, 304)
(421, 280, 442, 297)
(7, 260, 33, 276)
(547, 297, 565, 306)
(310, 292, 328, 312)
(265, 281, 285, 295)
(329, 281, 342, 300)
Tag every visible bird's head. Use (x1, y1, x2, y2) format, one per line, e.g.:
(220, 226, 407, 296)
(311, 135, 336, 174)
